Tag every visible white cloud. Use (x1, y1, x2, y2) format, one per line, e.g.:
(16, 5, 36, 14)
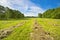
(0, 0, 15, 9)
(0, 0, 44, 16)
(0, 0, 7, 7)
(24, 6, 44, 16)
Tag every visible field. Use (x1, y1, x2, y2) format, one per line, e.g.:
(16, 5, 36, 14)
(0, 18, 60, 40)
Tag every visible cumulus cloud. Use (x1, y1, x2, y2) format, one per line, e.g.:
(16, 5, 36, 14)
(0, 0, 44, 16)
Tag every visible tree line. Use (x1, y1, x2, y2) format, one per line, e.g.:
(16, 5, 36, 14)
(0, 5, 24, 20)
(38, 7, 60, 19)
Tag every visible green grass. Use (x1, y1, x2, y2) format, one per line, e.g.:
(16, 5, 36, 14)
(0, 18, 60, 40)
(3, 19, 33, 40)
(37, 18, 60, 40)
(0, 19, 24, 30)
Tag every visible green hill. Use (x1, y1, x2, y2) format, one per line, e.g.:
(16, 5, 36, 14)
(38, 7, 60, 19)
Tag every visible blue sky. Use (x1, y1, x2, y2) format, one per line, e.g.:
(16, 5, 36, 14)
(0, 0, 60, 16)
(30, 0, 60, 9)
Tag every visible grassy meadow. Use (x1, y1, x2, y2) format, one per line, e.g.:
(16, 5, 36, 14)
(37, 18, 60, 40)
(0, 18, 60, 40)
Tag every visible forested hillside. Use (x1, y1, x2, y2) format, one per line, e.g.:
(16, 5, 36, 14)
(38, 7, 60, 19)
(0, 5, 24, 20)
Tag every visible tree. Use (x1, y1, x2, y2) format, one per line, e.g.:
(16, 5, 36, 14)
(41, 7, 60, 19)
(0, 5, 24, 20)
(0, 5, 5, 19)
(38, 13, 42, 18)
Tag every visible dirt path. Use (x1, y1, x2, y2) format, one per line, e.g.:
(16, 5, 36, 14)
(0, 21, 26, 40)
(30, 20, 54, 40)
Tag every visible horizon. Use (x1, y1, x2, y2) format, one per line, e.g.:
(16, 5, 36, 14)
(0, 0, 60, 16)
